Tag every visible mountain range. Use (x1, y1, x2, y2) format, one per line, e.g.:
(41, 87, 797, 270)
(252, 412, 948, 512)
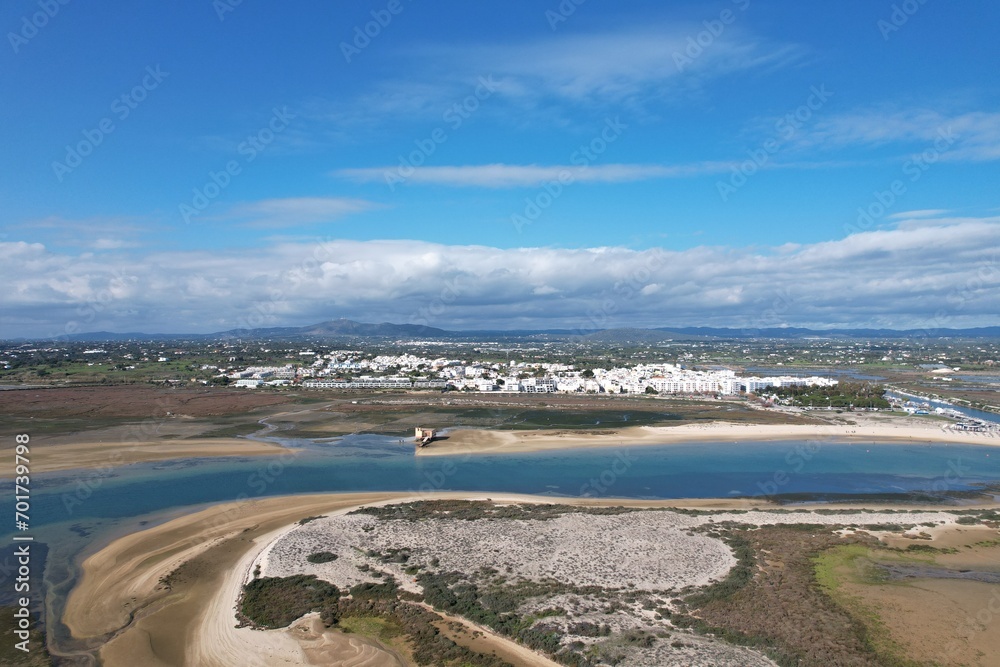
(26, 319, 1000, 342)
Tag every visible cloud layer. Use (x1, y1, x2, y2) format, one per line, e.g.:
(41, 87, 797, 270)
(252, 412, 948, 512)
(3, 219, 997, 338)
(798, 109, 1000, 162)
(311, 23, 801, 135)
(334, 163, 734, 188)
(223, 197, 381, 227)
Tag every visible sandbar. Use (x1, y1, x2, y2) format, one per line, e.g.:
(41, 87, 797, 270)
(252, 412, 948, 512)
(418, 419, 1000, 456)
(64, 490, 1000, 666)
(6, 437, 290, 477)
(66, 492, 784, 666)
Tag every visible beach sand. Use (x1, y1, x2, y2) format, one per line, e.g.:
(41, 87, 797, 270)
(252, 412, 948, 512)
(64, 490, 1000, 667)
(66, 493, 413, 666)
(418, 418, 1000, 456)
(7, 437, 290, 477)
(18, 411, 995, 476)
(66, 492, 785, 666)
(834, 524, 1000, 666)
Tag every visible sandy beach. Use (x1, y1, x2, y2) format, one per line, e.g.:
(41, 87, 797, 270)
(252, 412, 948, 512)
(63, 490, 999, 666)
(6, 437, 291, 477)
(65, 492, 783, 666)
(418, 418, 1000, 456)
(17, 411, 996, 477)
(65, 493, 414, 665)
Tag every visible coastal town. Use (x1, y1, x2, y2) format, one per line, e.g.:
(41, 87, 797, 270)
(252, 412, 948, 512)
(4, 332, 999, 667)
(229, 352, 839, 396)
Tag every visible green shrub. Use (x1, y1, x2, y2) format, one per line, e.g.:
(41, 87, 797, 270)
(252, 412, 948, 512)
(306, 551, 338, 564)
(349, 578, 400, 600)
(240, 575, 340, 628)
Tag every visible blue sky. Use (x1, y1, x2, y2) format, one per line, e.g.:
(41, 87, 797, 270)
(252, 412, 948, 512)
(1, 0, 999, 336)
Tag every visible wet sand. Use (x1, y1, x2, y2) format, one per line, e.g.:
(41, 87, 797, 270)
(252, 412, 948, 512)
(66, 492, 789, 666)
(418, 420, 1000, 456)
(65, 490, 1000, 666)
(67, 493, 415, 666)
(6, 437, 290, 477)
(839, 525, 1000, 666)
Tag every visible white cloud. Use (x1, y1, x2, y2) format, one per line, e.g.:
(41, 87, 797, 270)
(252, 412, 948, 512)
(800, 109, 1000, 162)
(223, 197, 381, 227)
(450, 26, 800, 105)
(308, 25, 801, 134)
(888, 209, 951, 220)
(90, 238, 139, 250)
(6, 215, 154, 251)
(890, 214, 994, 231)
(3, 221, 998, 338)
(334, 162, 734, 188)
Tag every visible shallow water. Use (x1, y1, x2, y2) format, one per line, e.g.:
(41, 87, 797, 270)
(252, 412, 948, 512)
(1, 436, 999, 663)
(877, 563, 1000, 584)
(11, 437, 1000, 530)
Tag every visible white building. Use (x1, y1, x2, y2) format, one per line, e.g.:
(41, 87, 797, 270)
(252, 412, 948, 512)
(521, 378, 557, 393)
(740, 376, 838, 393)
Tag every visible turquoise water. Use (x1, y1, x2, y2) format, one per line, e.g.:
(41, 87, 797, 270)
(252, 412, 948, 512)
(1, 435, 999, 658)
(14, 436, 1000, 529)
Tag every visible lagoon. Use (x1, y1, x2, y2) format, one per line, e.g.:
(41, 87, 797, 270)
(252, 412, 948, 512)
(2, 435, 999, 658)
(18, 436, 1000, 530)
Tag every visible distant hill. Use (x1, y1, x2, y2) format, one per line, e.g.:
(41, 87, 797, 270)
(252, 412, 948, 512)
(660, 326, 1000, 339)
(55, 331, 197, 342)
(582, 328, 711, 343)
(24, 320, 1000, 342)
(297, 319, 451, 338)
(56, 319, 452, 342)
